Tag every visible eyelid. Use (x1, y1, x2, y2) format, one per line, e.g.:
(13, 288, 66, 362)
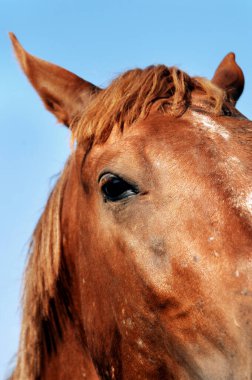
(98, 172, 116, 186)
(98, 172, 139, 191)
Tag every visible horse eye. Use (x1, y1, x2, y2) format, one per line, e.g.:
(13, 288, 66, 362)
(99, 174, 139, 202)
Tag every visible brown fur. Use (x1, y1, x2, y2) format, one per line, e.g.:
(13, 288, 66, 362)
(10, 53, 249, 378)
(11, 65, 229, 380)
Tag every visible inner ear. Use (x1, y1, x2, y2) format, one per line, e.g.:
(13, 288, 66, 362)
(10, 33, 101, 127)
(211, 52, 244, 105)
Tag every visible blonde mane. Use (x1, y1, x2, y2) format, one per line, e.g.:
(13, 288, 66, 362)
(13, 64, 228, 380)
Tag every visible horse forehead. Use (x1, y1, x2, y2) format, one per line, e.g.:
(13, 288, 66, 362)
(118, 111, 233, 149)
(85, 111, 251, 175)
(87, 122, 188, 175)
(103, 115, 195, 155)
(190, 111, 231, 140)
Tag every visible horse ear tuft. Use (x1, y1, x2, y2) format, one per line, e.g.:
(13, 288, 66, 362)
(9, 33, 100, 128)
(211, 52, 244, 105)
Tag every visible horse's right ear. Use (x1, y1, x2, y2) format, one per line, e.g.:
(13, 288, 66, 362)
(211, 52, 244, 105)
(9, 33, 100, 128)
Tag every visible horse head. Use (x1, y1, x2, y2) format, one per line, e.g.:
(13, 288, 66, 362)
(10, 33, 252, 380)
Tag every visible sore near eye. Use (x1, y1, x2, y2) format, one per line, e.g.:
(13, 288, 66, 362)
(99, 173, 139, 202)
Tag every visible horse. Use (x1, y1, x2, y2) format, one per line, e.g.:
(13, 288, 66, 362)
(9, 32, 252, 379)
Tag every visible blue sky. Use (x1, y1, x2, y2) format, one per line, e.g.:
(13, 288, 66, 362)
(1, 0, 252, 377)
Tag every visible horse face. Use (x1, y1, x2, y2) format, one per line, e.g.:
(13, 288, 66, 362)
(62, 111, 252, 378)
(11, 34, 251, 379)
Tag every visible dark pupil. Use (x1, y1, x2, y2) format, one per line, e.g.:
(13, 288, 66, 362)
(102, 178, 131, 200)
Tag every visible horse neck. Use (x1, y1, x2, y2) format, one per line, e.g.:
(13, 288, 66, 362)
(40, 252, 98, 380)
(38, 159, 98, 379)
(40, 320, 98, 380)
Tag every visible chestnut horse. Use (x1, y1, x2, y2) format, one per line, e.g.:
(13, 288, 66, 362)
(10, 33, 252, 380)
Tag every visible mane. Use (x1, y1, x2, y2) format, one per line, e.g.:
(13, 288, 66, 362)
(12, 163, 71, 380)
(13, 64, 229, 380)
(74, 64, 227, 144)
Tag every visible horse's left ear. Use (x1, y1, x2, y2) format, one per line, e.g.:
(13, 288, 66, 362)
(9, 33, 100, 127)
(211, 52, 244, 104)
